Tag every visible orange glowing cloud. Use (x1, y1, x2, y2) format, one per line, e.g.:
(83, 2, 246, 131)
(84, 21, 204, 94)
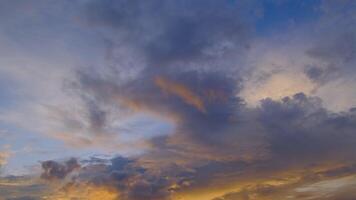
(0, 151, 10, 166)
(154, 76, 206, 113)
(46, 182, 119, 200)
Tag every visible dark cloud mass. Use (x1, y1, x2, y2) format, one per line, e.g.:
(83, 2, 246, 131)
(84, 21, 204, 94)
(45, 0, 356, 199)
(83, 0, 256, 66)
(1, 0, 356, 199)
(304, 0, 356, 83)
(41, 158, 80, 180)
(39, 93, 356, 199)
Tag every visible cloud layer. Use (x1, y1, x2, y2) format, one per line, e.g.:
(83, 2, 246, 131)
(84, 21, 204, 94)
(0, 0, 356, 199)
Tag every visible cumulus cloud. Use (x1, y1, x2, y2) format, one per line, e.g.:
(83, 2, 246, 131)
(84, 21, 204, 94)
(238, 0, 356, 111)
(34, 93, 356, 199)
(0, 0, 356, 199)
(33, 1, 356, 199)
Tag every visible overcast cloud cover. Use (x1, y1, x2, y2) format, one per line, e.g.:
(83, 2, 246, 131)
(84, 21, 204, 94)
(0, 0, 356, 199)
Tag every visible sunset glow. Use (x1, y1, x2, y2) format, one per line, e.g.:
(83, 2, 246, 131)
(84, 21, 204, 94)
(0, 0, 356, 199)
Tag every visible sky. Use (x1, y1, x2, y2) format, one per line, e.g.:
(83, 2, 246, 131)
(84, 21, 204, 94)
(0, 0, 356, 199)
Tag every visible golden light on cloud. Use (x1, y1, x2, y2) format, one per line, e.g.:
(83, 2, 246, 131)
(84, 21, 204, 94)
(1, 1, 356, 200)
(241, 72, 316, 106)
(154, 76, 207, 113)
(45, 183, 119, 200)
(0, 151, 11, 166)
(169, 160, 356, 200)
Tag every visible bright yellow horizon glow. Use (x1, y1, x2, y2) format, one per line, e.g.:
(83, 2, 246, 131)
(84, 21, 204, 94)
(44, 183, 119, 200)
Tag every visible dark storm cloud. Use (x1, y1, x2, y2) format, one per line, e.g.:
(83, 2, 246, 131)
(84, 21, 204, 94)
(56, 156, 188, 200)
(75, 63, 356, 165)
(74, 68, 256, 162)
(45, 90, 356, 199)
(306, 32, 356, 83)
(259, 93, 356, 164)
(57, 0, 262, 152)
(26, 0, 356, 199)
(304, 0, 356, 83)
(83, 0, 257, 66)
(41, 158, 80, 180)
(66, 1, 356, 196)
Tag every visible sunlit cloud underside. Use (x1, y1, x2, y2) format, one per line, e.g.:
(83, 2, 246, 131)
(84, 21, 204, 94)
(0, 0, 356, 199)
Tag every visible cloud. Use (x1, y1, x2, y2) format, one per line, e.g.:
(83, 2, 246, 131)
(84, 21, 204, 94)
(154, 76, 207, 113)
(213, 175, 356, 200)
(35, 1, 356, 198)
(41, 158, 80, 180)
(73, 68, 262, 162)
(0, 0, 356, 199)
(40, 156, 177, 200)
(46, 182, 119, 200)
(0, 151, 11, 170)
(239, 0, 356, 112)
(0, 176, 48, 200)
(65, 0, 259, 154)
(34, 93, 356, 199)
(7, 197, 39, 200)
(82, 0, 257, 66)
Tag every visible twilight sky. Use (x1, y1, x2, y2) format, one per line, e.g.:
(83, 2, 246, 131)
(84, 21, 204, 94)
(0, 0, 356, 199)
